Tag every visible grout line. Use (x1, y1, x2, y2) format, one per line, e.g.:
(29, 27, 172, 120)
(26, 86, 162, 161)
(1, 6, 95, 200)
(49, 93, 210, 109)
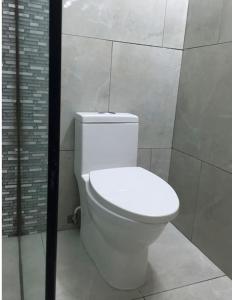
(59, 147, 173, 152)
(139, 147, 172, 150)
(133, 295, 146, 300)
(141, 275, 226, 298)
(190, 159, 203, 241)
(62, 32, 183, 51)
(216, 0, 225, 44)
(108, 41, 114, 112)
(161, 0, 168, 48)
(182, 0, 191, 49)
(171, 223, 225, 277)
(170, 49, 184, 152)
(172, 148, 232, 176)
(149, 149, 152, 171)
(167, 149, 173, 183)
(184, 40, 232, 51)
(62, 32, 232, 51)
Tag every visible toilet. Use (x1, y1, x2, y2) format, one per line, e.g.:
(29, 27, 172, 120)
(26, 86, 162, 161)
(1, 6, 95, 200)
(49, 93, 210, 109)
(74, 112, 179, 290)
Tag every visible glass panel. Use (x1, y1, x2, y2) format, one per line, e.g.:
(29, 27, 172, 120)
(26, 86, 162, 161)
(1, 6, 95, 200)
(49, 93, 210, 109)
(2, 0, 22, 298)
(2, 0, 49, 299)
(19, 0, 49, 299)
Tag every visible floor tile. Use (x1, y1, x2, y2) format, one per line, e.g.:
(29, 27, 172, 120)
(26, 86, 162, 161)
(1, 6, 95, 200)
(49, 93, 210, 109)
(21, 233, 45, 300)
(145, 276, 232, 300)
(2, 237, 21, 300)
(139, 224, 224, 296)
(56, 229, 142, 300)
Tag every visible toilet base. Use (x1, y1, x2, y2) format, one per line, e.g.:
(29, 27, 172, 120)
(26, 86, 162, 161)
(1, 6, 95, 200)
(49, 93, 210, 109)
(80, 213, 148, 290)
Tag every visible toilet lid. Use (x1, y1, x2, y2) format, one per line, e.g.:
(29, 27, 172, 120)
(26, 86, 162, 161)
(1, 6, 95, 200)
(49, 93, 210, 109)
(89, 167, 179, 224)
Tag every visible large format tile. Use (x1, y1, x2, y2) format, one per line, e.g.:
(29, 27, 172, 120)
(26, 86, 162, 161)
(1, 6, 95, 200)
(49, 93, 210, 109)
(2, 237, 21, 300)
(62, 0, 166, 46)
(163, 0, 189, 49)
(192, 163, 232, 278)
(60, 35, 111, 150)
(145, 276, 232, 300)
(56, 230, 142, 300)
(173, 43, 232, 172)
(110, 43, 182, 148)
(21, 233, 45, 300)
(168, 150, 201, 238)
(139, 224, 223, 296)
(137, 148, 151, 170)
(184, 0, 223, 48)
(58, 151, 79, 230)
(150, 149, 171, 181)
(219, 0, 232, 43)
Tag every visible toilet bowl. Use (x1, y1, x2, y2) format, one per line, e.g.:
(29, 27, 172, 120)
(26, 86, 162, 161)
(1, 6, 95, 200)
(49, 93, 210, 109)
(74, 112, 179, 290)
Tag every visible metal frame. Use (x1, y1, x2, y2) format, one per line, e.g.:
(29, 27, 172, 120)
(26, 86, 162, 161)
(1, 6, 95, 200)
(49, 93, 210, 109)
(45, 1, 62, 299)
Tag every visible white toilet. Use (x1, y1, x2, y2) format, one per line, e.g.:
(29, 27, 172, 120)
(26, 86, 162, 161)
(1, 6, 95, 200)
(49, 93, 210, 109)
(74, 112, 179, 290)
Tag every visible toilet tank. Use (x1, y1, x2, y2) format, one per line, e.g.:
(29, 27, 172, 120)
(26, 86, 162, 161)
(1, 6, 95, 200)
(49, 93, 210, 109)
(74, 112, 139, 178)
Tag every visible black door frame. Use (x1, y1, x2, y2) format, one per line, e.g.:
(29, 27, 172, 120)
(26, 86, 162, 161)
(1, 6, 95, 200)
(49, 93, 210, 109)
(45, 1, 62, 299)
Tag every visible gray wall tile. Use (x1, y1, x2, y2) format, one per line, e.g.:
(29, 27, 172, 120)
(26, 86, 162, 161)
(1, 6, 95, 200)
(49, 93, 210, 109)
(60, 35, 111, 150)
(169, 150, 201, 239)
(184, 0, 223, 48)
(137, 148, 151, 170)
(58, 3, 187, 230)
(62, 0, 166, 46)
(58, 151, 79, 230)
(173, 43, 232, 173)
(163, 0, 189, 49)
(151, 148, 171, 181)
(110, 42, 182, 148)
(219, 0, 232, 43)
(192, 163, 232, 277)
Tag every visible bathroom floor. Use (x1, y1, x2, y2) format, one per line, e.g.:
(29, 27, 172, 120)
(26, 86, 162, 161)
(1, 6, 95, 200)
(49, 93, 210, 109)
(3, 224, 232, 300)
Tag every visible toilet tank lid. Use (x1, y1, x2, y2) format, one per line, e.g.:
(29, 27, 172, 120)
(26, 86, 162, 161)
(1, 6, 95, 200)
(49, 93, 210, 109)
(75, 112, 138, 123)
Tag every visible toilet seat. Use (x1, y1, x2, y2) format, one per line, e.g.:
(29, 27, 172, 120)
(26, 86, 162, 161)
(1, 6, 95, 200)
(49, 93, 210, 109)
(89, 167, 179, 224)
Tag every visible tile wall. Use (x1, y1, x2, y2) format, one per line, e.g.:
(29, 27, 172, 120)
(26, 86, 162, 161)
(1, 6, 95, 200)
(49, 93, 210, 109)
(59, 0, 189, 229)
(169, 0, 232, 278)
(2, 0, 49, 235)
(2, 0, 18, 236)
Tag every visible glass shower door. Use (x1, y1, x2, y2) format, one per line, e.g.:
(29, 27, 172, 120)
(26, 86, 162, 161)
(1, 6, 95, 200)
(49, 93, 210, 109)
(2, 0, 62, 298)
(17, 0, 49, 299)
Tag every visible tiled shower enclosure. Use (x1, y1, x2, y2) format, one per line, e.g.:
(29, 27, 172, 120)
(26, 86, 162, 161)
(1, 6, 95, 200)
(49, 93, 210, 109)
(2, 0, 49, 235)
